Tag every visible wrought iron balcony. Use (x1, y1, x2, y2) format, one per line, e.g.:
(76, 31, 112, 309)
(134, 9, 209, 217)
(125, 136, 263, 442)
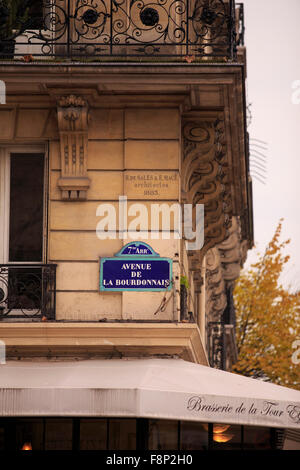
(0, 0, 239, 61)
(0, 264, 56, 321)
(180, 283, 195, 322)
(207, 320, 226, 369)
(235, 2, 244, 46)
(180, 283, 188, 320)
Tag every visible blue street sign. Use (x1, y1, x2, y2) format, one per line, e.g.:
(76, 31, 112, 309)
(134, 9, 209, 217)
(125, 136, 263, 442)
(99, 242, 172, 292)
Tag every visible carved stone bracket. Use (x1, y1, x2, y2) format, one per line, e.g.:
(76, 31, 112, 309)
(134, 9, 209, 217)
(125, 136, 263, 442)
(205, 247, 227, 322)
(56, 95, 90, 200)
(182, 114, 233, 291)
(205, 217, 248, 324)
(218, 216, 248, 285)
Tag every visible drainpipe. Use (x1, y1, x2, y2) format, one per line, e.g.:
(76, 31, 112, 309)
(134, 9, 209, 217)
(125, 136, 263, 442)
(199, 255, 206, 348)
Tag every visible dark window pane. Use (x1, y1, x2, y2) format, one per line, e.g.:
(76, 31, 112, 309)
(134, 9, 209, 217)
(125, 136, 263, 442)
(80, 419, 107, 450)
(0, 426, 4, 451)
(27, 1, 44, 29)
(15, 419, 43, 451)
(108, 419, 136, 450)
(211, 424, 242, 450)
(9, 154, 44, 262)
(45, 419, 72, 450)
(148, 420, 178, 450)
(243, 426, 271, 450)
(180, 421, 208, 450)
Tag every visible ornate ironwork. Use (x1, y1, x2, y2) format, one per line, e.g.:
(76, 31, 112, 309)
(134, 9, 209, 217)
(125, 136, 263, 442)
(180, 283, 188, 320)
(0, 0, 238, 60)
(180, 283, 195, 321)
(207, 320, 225, 369)
(0, 264, 56, 320)
(236, 2, 244, 46)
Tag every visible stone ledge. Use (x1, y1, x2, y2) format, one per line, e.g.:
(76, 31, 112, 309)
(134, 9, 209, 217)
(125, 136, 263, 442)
(0, 322, 208, 365)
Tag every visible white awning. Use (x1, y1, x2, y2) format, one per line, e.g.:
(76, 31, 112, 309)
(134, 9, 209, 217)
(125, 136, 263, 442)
(0, 358, 299, 429)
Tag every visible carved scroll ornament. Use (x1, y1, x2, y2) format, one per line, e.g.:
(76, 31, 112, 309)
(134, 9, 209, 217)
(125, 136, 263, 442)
(181, 115, 232, 291)
(57, 95, 90, 200)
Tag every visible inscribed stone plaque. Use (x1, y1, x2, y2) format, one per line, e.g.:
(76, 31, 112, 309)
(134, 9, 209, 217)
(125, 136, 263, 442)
(124, 171, 179, 200)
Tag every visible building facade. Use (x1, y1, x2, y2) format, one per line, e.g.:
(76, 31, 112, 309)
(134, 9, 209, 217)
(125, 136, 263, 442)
(0, 0, 298, 451)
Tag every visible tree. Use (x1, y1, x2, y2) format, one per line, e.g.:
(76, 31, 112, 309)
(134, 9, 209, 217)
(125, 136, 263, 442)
(233, 220, 300, 390)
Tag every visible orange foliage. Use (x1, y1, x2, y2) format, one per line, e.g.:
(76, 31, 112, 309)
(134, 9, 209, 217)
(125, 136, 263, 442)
(233, 220, 300, 390)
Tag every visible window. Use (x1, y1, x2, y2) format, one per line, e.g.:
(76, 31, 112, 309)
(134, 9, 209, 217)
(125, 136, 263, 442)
(0, 148, 47, 318)
(80, 419, 107, 450)
(0, 426, 4, 451)
(28, 1, 44, 30)
(148, 419, 178, 450)
(15, 419, 44, 451)
(180, 421, 208, 450)
(108, 419, 136, 450)
(0, 418, 277, 451)
(0, 150, 45, 264)
(243, 426, 271, 450)
(45, 419, 73, 450)
(9, 154, 44, 262)
(211, 424, 242, 450)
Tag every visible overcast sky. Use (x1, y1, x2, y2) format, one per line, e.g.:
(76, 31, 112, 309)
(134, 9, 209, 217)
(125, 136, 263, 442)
(242, 0, 300, 290)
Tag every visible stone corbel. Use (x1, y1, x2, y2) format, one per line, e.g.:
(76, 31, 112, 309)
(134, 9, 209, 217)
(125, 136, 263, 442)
(56, 95, 90, 200)
(181, 115, 233, 274)
(205, 247, 227, 322)
(180, 85, 205, 113)
(218, 216, 249, 285)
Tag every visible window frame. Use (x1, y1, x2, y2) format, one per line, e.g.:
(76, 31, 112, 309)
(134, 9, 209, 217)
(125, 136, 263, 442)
(0, 144, 48, 265)
(0, 144, 49, 319)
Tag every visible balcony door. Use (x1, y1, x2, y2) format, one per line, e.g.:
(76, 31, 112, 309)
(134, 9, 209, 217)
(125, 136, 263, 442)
(0, 147, 47, 319)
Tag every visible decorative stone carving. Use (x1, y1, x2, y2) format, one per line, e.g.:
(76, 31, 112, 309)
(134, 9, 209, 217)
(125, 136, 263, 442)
(56, 95, 90, 200)
(218, 216, 248, 285)
(205, 217, 248, 324)
(182, 114, 232, 291)
(205, 247, 227, 322)
(181, 114, 249, 324)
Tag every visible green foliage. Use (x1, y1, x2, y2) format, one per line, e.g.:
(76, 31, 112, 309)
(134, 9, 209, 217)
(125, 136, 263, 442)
(180, 275, 190, 290)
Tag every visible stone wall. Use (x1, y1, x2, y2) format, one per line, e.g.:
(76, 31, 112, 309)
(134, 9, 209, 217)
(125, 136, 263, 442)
(48, 107, 182, 321)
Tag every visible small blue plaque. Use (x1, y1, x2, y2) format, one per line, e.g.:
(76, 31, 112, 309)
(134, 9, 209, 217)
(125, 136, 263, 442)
(100, 242, 172, 292)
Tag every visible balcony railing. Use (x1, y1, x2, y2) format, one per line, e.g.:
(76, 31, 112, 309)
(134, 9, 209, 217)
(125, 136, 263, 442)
(0, 0, 238, 61)
(0, 264, 56, 321)
(236, 2, 244, 46)
(207, 320, 226, 369)
(180, 283, 195, 322)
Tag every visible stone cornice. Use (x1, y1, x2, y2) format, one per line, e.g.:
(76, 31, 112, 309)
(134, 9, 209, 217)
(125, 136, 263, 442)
(0, 322, 209, 366)
(0, 64, 244, 105)
(0, 63, 244, 75)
